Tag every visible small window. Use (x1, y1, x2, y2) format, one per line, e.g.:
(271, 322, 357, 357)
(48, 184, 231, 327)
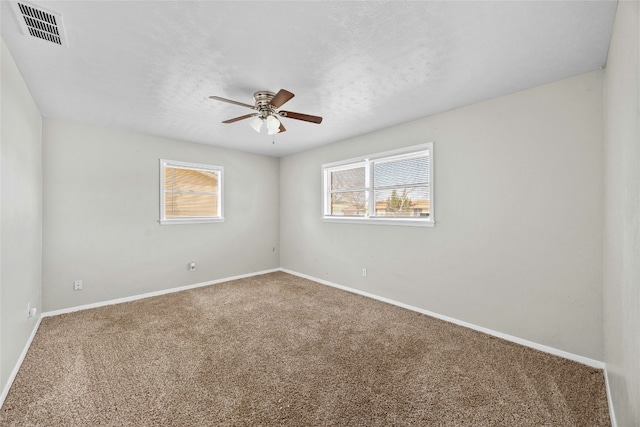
(160, 159, 223, 225)
(322, 143, 433, 226)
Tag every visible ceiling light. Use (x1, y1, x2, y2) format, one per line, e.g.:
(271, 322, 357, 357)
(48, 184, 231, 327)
(266, 115, 281, 135)
(249, 116, 263, 133)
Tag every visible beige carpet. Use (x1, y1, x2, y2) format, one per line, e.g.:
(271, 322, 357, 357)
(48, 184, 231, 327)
(1, 272, 609, 426)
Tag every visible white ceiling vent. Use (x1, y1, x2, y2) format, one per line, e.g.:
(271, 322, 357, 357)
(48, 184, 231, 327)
(12, 2, 67, 47)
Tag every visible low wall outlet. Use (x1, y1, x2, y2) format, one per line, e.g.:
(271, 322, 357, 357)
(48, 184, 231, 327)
(74, 280, 83, 291)
(189, 262, 196, 272)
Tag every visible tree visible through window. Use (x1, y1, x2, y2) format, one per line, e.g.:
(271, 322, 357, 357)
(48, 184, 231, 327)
(328, 163, 367, 216)
(160, 159, 223, 224)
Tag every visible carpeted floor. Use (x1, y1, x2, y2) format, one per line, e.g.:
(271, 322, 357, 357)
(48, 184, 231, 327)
(1, 272, 610, 426)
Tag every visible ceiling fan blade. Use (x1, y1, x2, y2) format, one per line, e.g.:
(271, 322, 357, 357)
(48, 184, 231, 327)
(222, 113, 257, 123)
(270, 89, 295, 108)
(279, 110, 323, 124)
(209, 96, 255, 110)
(279, 122, 286, 133)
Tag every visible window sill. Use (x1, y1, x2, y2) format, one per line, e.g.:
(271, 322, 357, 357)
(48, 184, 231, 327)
(159, 218, 224, 225)
(322, 216, 434, 227)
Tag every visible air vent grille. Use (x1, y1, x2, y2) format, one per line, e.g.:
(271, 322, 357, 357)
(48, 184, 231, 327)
(14, 2, 65, 46)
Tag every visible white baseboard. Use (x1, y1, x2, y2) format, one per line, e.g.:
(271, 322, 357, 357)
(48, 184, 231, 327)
(42, 268, 280, 318)
(604, 366, 617, 427)
(0, 315, 43, 409)
(280, 268, 605, 369)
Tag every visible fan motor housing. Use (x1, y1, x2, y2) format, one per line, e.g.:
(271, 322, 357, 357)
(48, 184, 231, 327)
(253, 91, 275, 109)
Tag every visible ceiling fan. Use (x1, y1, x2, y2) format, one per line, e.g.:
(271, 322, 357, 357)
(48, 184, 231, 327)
(209, 89, 322, 135)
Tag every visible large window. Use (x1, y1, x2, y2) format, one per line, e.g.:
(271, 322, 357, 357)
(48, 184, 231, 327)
(160, 159, 223, 224)
(322, 143, 433, 226)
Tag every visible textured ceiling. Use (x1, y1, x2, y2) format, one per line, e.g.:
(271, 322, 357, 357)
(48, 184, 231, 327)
(1, 1, 617, 157)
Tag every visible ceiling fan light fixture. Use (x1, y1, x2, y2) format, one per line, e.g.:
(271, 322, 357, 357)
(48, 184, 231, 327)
(249, 116, 263, 133)
(266, 114, 281, 135)
(210, 89, 322, 137)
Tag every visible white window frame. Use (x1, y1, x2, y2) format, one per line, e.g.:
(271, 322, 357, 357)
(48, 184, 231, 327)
(322, 143, 434, 227)
(159, 159, 224, 225)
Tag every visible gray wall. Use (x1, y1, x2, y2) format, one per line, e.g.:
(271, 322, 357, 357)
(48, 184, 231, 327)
(0, 40, 43, 395)
(281, 71, 604, 360)
(603, 1, 640, 425)
(42, 119, 280, 311)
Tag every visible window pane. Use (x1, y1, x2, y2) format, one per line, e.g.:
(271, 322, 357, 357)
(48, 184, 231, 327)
(165, 193, 218, 218)
(164, 167, 218, 192)
(374, 155, 428, 188)
(330, 191, 368, 216)
(330, 166, 366, 192)
(374, 186, 430, 217)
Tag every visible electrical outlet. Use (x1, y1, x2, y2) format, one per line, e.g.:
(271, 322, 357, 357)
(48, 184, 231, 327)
(27, 302, 36, 319)
(362, 268, 367, 277)
(74, 280, 83, 291)
(189, 262, 196, 272)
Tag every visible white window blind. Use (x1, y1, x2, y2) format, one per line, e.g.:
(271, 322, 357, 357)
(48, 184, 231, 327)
(372, 153, 430, 218)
